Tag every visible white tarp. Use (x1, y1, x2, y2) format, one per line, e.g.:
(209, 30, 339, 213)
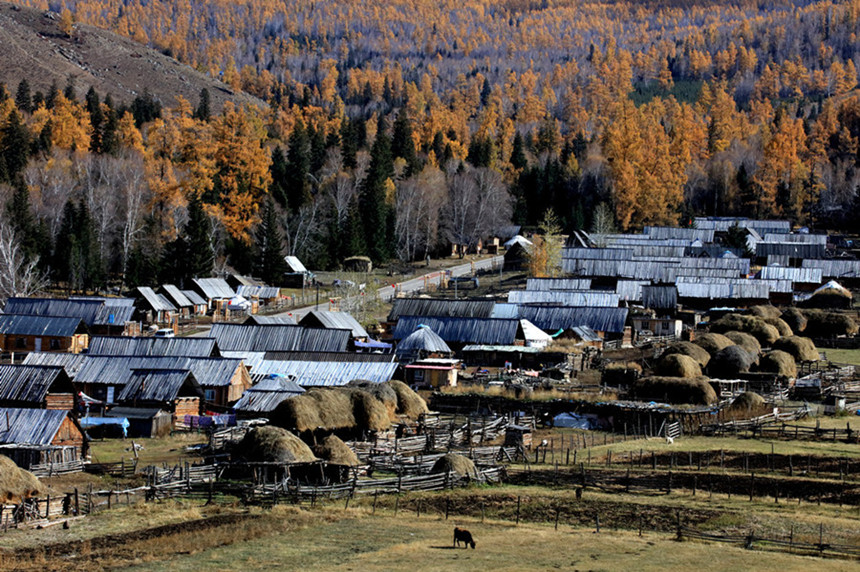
(519, 319, 552, 348)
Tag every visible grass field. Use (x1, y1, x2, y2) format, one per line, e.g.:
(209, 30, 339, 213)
(820, 347, 860, 366)
(87, 433, 208, 465)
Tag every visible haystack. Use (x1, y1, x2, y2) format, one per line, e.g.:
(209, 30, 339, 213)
(758, 350, 797, 377)
(655, 354, 702, 379)
(601, 361, 642, 385)
(348, 379, 398, 419)
(238, 426, 318, 464)
(313, 435, 360, 467)
(764, 317, 793, 337)
(0, 455, 41, 503)
(709, 345, 757, 378)
(430, 453, 478, 479)
(386, 380, 429, 418)
(802, 310, 858, 338)
(772, 336, 819, 362)
(710, 314, 779, 345)
(723, 331, 762, 356)
(801, 282, 853, 309)
(662, 341, 711, 368)
(274, 387, 392, 434)
(630, 376, 717, 405)
(749, 305, 782, 320)
(345, 388, 392, 432)
(780, 308, 807, 333)
(729, 392, 766, 412)
(693, 333, 735, 356)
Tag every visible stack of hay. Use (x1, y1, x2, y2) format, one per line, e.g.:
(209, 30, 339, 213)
(0, 455, 41, 504)
(661, 342, 711, 368)
(709, 314, 781, 345)
(772, 336, 820, 362)
(601, 361, 642, 385)
(801, 310, 859, 338)
(708, 345, 757, 377)
(237, 426, 318, 464)
(800, 281, 853, 309)
(430, 453, 478, 479)
(655, 354, 702, 379)
(313, 435, 360, 467)
(629, 376, 717, 405)
(387, 380, 429, 418)
(780, 308, 807, 333)
(729, 391, 766, 413)
(758, 350, 797, 377)
(693, 333, 735, 356)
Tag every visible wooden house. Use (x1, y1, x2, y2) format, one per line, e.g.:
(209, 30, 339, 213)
(0, 407, 86, 470)
(4, 297, 136, 336)
(159, 285, 195, 318)
(300, 310, 369, 343)
(135, 286, 178, 324)
(0, 314, 89, 354)
(181, 289, 209, 315)
(116, 369, 204, 425)
(191, 278, 235, 309)
(105, 407, 174, 438)
(0, 364, 76, 411)
(404, 358, 460, 389)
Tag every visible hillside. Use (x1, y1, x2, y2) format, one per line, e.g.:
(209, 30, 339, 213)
(0, 2, 261, 110)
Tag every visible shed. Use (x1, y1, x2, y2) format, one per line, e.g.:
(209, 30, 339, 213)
(343, 256, 372, 272)
(503, 237, 532, 270)
(394, 325, 453, 362)
(244, 315, 297, 325)
(0, 314, 89, 354)
(299, 310, 369, 340)
(233, 374, 305, 415)
(4, 297, 135, 336)
(105, 407, 173, 438)
(405, 358, 460, 389)
(159, 285, 195, 317)
(135, 287, 177, 323)
(253, 352, 397, 387)
(392, 316, 520, 348)
(117, 368, 203, 422)
(209, 323, 349, 353)
(0, 407, 86, 469)
(87, 336, 219, 357)
(0, 364, 76, 410)
(517, 306, 629, 335)
(180, 289, 209, 315)
(191, 278, 235, 308)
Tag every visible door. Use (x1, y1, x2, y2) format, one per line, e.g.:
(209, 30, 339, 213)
(34, 338, 42, 352)
(106, 386, 115, 404)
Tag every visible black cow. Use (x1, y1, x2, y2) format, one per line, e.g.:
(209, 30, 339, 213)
(453, 527, 476, 549)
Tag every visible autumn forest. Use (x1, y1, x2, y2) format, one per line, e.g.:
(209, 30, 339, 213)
(2, 0, 860, 290)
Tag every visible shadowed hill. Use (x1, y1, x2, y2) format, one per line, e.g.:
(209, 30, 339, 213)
(0, 2, 263, 111)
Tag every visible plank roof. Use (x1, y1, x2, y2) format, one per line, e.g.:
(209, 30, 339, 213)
(22, 352, 87, 377)
(0, 314, 87, 337)
(88, 336, 219, 357)
(181, 289, 208, 306)
(388, 298, 498, 321)
(118, 369, 202, 402)
(525, 278, 592, 291)
(299, 310, 369, 338)
(0, 364, 70, 404)
(4, 297, 134, 327)
(209, 323, 349, 353)
(507, 290, 619, 307)
(393, 316, 520, 345)
(0, 407, 70, 446)
(160, 285, 194, 308)
(192, 278, 235, 299)
(517, 306, 628, 334)
(136, 287, 177, 312)
(233, 376, 305, 413)
(394, 326, 452, 359)
(76, 355, 243, 387)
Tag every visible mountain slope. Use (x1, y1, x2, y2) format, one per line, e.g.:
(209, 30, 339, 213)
(0, 3, 262, 110)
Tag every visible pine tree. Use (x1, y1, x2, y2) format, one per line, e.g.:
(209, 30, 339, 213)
(510, 132, 527, 170)
(85, 87, 103, 153)
(1, 110, 30, 182)
(5, 180, 36, 259)
(360, 118, 394, 262)
(185, 198, 214, 279)
(392, 108, 419, 175)
(340, 117, 358, 169)
(269, 145, 290, 208)
(308, 123, 326, 175)
(285, 118, 311, 210)
(15, 80, 32, 114)
(254, 200, 288, 285)
(45, 82, 59, 109)
(193, 88, 211, 121)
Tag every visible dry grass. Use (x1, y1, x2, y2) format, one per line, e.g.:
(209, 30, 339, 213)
(655, 354, 702, 378)
(0, 455, 41, 503)
(87, 433, 208, 466)
(238, 426, 317, 464)
(773, 336, 819, 362)
(438, 384, 612, 402)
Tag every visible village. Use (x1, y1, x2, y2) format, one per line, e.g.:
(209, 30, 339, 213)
(1, 216, 859, 568)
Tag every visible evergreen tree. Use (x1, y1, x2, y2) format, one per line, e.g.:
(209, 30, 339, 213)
(308, 123, 326, 175)
(45, 82, 59, 109)
(510, 132, 527, 170)
(193, 88, 211, 121)
(1, 110, 30, 182)
(15, 80, 32, 113)
(467, 135, 493, 168)
(100, 109, 119, 156)
(285, 118, 311, 210)
(360, 118, 394, 262)
(85, 87, 103, 153)
(53, 200, 103, 291)
(340, 117, 358, 169)
(392, 108, 419, 175)
(480, 77, 492, 107)
(159, 234, 188, 285)
(269, 145, 290, 207)
(254, 200, 288, 284)
(185, 198, 214, 279)
(5, 180, 36, 259)
(63, 76, 76, 102)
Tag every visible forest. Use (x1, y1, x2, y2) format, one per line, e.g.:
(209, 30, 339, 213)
(2, 0, 860, 291)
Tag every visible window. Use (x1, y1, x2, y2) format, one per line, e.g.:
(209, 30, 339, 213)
(50, 339, 61, 350)
(16, 337, 26, 349)
(413, 370, 424, 381)
(204, 389, 216, 402)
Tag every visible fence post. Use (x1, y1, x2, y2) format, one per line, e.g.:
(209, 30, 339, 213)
(676, 512, 682, 541)
(749, 473, 754, 502)
(74, 488, 79, 516)
(445, 497, 449, 520)
(554, 506, 560, 530)
(516, 495, 520, 525)
(594, 513, 600, 533)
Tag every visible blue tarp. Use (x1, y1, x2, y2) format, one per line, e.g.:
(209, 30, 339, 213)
(552, 412, 593, 429)
(80, 416, 130, 438)
(354, 339, 393, 349)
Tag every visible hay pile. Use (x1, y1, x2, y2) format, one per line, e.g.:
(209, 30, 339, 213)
(764, 317, 793, 337)
(0, 455, 41, 503)
(723, 331, 762, 356)
(601, 361, 642, 385)
(758, 350, 797, 377)
(708, 345, 757, 377)
(710, 314, 780, 345)
(780, 308, 807, 333)
(802, 285, 853, 309)
(729, 392, 766, 412)
(655, 354, 702, 379)
(430, 453, 478, 478)
(630, 376, 717, 405)
(313, 435, 360, 467)
(802, 310, 859, 338)
(348, 380, 398, 419)
(749, 306, 782, 320)
(772, 336, 819, 362)
(238, 426, 318, 464)
(387, 380, 429, 418)
(274, 387, 393, 433)
(662, 342, 711, 368)
(693, 333, 735, 355)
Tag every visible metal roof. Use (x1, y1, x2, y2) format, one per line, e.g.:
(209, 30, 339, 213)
(181, 290, 208, 306)
(644, 226, 715, 243)
(615, 280, 649, 301)
(693, 217, 791, 234)
(642, 286, 678, 310)
(388, 298, 498, 321)
(0, 314, 87, 337)
(76, 355, 243, 387)
(262, 351, 393, 363)
(209, 324, 350, 352)
(802, 259, 860, 278)
(755, 242, 825, 259)
(192, 278, 235, 300)
(252, 359, 397, 387)
(88, 336, 219, 357)
(394, 326, 452, 359)
(244, 314, 297, 325)
(4, 297, 134, 327)
(517, 305, 628, 333)
(160, 285, 194, 308)
(525, 278, 592, 291)
(136, 287, 177, 313)
(393, 316, 519, 345)
(237, 285, 282, 299)
(676, 279, 770, 300)
(0, 407, 70, 446)
(461, 344, 541, 354)
(300, 310, 369, 338)
(0, 365, 69, 404)
(284, 256, 308, 273)
(508, 290, 619, 307)
(22, 352, 86, 377)
(118, 369, 202, 402)
(233, 376, 305, 413)
(757, 266, 823, 284)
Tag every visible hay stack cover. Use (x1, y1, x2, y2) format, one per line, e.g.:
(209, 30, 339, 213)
(709, 345, 757, 377)
(655, 354, 702, 379)
(662, 341, 711, 368)
(313, 435, 360, 467)
(723, 331, 762, 357)
(430, 453, 478, 479)
(730, 392, 766, 411)
(780, 308, 807, 333)
(630, 376, 717, 405)
(238, 426, 318, 464)
(772, 336, 819, 362)
(387, 380, 429, 418)
(758, 350, 797, 377)
(749, 306, 782, 320)
(693, 333, 735, 356)
(710, 314, 779, 345)
(0, 455, 41, 503)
